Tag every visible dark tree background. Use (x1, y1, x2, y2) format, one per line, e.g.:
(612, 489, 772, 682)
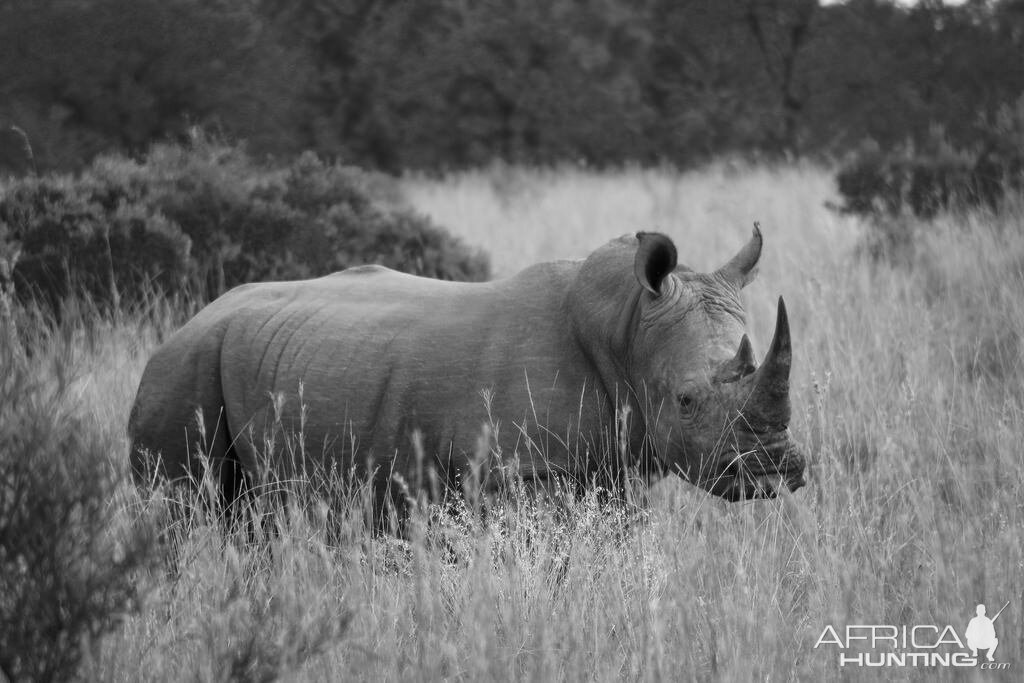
(2, 0, 1023, 172)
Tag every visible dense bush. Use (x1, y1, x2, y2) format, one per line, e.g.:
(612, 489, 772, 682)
(835, 103, 1024, 223)
(0, 125, 34, 178)
(834, 146, 987, 221)
(0, 324, 156, 682)
(0, 177, 192, 309)
(831, 113, 1024, 265)
(0, 139, 490, 309)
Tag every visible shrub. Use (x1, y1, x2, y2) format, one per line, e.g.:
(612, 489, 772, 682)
(836, 143, 979, 221)
(833, 127, 1024, 263)
(0, 176, 192, 310)
(834, 129, 1024, 223)
(139, 146, 491, 292)
(0, 323, 156, 682)
(0, 125, 35, 178)
(0, 138, 490, 310)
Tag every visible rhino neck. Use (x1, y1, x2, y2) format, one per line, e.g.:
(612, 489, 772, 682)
(566, 251, 654, 465)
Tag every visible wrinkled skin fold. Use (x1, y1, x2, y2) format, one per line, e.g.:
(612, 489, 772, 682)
(129, 228, 806, 511)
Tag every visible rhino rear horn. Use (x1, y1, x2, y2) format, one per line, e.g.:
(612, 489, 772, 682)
(750, 296, 792, 426)
(717, 334, 757, 382)
(734, 334, 756, 375)
(717, 223, 762, 289)
(634, 231, 677, 296)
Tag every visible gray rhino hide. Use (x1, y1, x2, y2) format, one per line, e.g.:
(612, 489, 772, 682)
(129, 255, 632, 497)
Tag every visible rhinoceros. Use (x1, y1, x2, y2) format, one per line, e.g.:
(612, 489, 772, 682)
(128, 228, 806, 510)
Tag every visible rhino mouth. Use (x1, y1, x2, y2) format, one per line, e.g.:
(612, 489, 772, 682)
(700, 296, 805, 501)
(708, 440, 807, 502)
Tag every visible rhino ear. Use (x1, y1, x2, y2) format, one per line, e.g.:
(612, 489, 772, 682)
(717, 223, 763, 289)
(634, 232, 678, 296)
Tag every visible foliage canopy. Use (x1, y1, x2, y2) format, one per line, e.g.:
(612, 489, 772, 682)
(2, 0, 1023, 171)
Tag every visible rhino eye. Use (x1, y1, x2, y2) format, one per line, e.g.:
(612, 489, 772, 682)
(679, 394, 696, 414)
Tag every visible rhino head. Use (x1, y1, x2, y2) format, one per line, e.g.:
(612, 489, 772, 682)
(572, 227, 806, 500)
(632, 227, 806, 500)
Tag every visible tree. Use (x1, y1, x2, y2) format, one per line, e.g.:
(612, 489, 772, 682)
(0, 0, 314, 170)
(744, 0, 818, 154)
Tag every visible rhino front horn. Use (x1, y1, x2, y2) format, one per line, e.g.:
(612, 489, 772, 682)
(751, 296, 792, 426)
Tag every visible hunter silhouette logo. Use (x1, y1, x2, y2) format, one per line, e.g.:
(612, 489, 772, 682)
(814, 601, 1013, 669)
(966, 602, 1008, 662)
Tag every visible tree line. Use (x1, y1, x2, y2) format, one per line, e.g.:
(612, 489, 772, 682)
(1, 0, 1023, 172)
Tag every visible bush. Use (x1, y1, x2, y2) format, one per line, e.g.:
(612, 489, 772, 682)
(833, 126, 1024, 263)
(836, 144, 980, 221)
(834, 129, 1024, 223)
(0, 176, 192, 310)
(138, 146, 490, 291)
(0, 138, 490, 310)
(0, 125, 35, 178)
(0, 323, 156, 682)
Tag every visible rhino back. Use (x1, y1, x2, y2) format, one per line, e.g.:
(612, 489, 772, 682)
(216, 264, 611, 486)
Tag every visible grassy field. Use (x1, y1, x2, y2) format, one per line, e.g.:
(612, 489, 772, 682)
(3, 163, 1022, 681)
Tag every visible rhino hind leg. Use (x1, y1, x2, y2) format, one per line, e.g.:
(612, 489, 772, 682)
(218, 445, 248, 507)
(129, 366, 254, 527)
(212, 434, 255, 531)
(130, 407, 240, 501)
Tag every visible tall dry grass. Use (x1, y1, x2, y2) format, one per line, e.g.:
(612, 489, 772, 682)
(3, 163, 1021, 681)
